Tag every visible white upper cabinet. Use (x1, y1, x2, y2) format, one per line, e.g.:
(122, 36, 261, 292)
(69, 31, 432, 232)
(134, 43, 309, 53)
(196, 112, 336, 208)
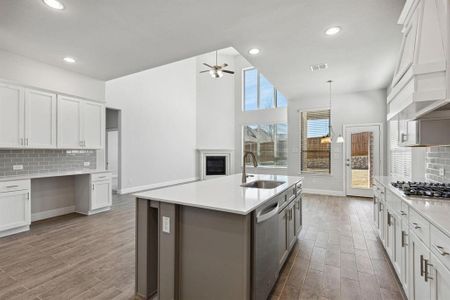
(57, 96, 83, 149)
(82, 101, 104, 149)
(57, 95, 105, 149)
(0, 83, 24, 148)
(24, 89, 57, 148)
(388, 0, 449, 120)
(0, 82, 104, 149)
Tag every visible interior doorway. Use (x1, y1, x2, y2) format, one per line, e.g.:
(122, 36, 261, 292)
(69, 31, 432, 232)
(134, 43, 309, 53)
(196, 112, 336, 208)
(105, 108, 121, 193)
(344, 124, 382, 198)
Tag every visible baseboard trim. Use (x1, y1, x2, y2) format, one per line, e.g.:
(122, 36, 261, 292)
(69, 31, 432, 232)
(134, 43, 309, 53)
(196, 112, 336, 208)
(0, 225, 30, 238)
(302, 188, 345, 197)
(31, 205, 75, 222)
(119, 177, 200, 195)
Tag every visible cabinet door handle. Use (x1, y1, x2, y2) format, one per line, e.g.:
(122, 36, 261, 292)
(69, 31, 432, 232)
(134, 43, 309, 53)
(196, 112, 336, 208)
(420, 255, 424, 277)
(433, 244, 450, 256)
(6, 185, 19, 188)
(400, 210, 407, 216)
(412, 222, 421, 229)
(424, 259, 433, 282)
(92, 184, 95, 190)
(387, 212, 391, 226)
(401, 231, 408, 247)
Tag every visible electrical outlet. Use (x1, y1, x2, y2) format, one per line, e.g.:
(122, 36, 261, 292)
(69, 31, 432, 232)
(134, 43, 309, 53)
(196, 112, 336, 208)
(84, 162, 90, 167)
(162, 216, 170, 234)
(439, 168, 445, 176)
(13, 165, 23, 171)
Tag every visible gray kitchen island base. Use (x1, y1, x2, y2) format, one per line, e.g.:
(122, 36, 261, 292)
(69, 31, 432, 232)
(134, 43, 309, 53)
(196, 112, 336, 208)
(133, 174, 303, 300)
(136, 199, 253, 300)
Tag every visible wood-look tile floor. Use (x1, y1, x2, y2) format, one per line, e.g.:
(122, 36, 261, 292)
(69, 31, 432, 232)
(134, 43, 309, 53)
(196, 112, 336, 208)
(271, 194, 405, 300)
(0, 193, 404, 300)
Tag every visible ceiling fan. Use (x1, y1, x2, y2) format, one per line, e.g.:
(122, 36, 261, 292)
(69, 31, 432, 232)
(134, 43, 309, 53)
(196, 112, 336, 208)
(200, 51, 235, 78)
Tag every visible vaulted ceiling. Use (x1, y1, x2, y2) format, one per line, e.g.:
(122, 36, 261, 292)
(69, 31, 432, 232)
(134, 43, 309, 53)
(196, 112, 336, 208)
(0, 0, 404, 98)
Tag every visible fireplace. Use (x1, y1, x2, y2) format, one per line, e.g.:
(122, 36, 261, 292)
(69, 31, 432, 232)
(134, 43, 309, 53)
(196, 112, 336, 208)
(198, 149, 234, 180)
(206, 156, 227, 176)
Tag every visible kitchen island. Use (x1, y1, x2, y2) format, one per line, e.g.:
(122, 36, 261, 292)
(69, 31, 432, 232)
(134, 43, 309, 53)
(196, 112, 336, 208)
(134, 174, 302, 300)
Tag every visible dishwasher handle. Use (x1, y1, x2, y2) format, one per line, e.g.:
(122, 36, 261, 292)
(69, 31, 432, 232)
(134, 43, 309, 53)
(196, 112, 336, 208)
(256, 202, 279, 223)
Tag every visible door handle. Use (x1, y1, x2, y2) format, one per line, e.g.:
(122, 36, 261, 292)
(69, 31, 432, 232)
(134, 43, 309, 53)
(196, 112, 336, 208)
(433, 244, 450, 256)
(424, 259, 433, 282)
(256, 202, 279, 223)
(401, 231, 408, 247)
(420, 255, 425, 277)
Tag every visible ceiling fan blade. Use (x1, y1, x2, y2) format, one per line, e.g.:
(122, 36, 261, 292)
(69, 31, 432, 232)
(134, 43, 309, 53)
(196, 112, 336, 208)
(203, 63, 214, 68)
(221, 63, 228, 68)
(222, 70, 235, 74)
(200, 70, 210, 73)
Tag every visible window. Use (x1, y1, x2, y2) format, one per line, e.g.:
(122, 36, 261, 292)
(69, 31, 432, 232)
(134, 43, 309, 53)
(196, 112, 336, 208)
(300, 110, 331, 173)
(243, 68, 287, 111)
(243, 123, 288, 167)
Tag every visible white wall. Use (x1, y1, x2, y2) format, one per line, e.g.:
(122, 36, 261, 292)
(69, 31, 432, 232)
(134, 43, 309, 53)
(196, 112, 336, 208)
(288, 89, 387, 195)
(106, 58, 198, 193)
(196, 53, 235, 150)
(0, 49, 105, 101)
(234, 55, 288, 175)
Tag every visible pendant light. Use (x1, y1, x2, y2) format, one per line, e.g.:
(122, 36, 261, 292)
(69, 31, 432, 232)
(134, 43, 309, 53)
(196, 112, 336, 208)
(320, 80, 344, 144)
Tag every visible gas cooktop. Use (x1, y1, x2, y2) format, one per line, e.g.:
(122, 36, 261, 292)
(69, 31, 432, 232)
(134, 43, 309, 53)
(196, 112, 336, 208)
(391, 181, 450, 199)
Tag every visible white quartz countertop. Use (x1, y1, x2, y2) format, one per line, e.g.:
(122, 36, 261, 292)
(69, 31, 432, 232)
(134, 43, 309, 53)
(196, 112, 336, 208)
(0, 169, 111, 182)
(375, 176, 450, 237)
(134, 174, 303, 215)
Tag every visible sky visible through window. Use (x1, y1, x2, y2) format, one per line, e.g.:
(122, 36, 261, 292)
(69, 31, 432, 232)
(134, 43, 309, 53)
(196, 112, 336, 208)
(307, 119, 329, 138)
(244, 68, 287, 111)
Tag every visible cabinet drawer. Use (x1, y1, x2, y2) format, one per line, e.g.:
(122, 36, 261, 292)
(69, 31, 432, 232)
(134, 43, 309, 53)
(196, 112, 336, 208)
(386, 190, 401, 214)
(0, 180, 30, 193)
(295, 182, 302, 195)
(285, 185, 296, 203)
(409, 208, 430, 246)
(91, 172, 111, 182)
(400, 201, 409, 218)
(430, 225, 450, 271)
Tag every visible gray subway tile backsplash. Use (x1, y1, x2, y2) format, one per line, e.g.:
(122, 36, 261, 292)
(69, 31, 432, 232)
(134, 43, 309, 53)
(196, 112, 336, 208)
(0, 149, 96, 177)
(425, 146, 450, 183)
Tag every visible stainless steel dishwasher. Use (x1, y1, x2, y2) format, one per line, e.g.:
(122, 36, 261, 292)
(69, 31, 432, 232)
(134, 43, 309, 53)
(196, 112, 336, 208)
(252, 195, 280, 300)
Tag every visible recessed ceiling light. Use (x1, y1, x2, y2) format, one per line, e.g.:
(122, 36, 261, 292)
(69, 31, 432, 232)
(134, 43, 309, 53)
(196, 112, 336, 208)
(43, 0, 64, 10)
(310, 63, 328, 71)
(63, 57, 76, 63)
(325, 26, 341, 36)
(248, 48, 260, 55)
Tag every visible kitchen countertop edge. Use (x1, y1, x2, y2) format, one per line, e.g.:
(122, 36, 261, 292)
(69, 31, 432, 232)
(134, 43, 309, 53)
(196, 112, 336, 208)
(374, 176, 450, 238)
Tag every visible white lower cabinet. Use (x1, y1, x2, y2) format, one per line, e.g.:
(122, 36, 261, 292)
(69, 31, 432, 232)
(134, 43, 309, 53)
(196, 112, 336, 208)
(430, 253, 450, 300)
(75, 172, 112, 215)
(91, 179, 112, 210)
(409, 231, 431, 300)
(400, 221, 409, 296)
(374, 179, 450, 300)
(0, 180, 31, 237)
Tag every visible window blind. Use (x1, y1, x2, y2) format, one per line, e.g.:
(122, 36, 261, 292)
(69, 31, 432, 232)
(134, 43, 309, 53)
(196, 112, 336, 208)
(300, 110, 331, 173)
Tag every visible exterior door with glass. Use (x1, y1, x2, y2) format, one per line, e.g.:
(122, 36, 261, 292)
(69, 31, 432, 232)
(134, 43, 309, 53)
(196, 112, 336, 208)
(345, 124, 381, 197)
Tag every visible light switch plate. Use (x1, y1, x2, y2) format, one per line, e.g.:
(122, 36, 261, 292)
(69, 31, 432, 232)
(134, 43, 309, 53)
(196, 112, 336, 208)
(162, 216, 170, 234)
(13, 165, 23, 170)
(84, 162, 90, 167)
(439, 168, 445, 176)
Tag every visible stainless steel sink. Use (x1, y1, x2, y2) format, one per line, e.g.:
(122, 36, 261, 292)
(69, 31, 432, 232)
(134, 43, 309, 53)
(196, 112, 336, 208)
(241, 180, 285, 189)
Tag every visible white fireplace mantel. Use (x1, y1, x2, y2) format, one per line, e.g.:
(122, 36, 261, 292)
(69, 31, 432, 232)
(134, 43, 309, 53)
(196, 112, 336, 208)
(197, 149, 234, 180)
